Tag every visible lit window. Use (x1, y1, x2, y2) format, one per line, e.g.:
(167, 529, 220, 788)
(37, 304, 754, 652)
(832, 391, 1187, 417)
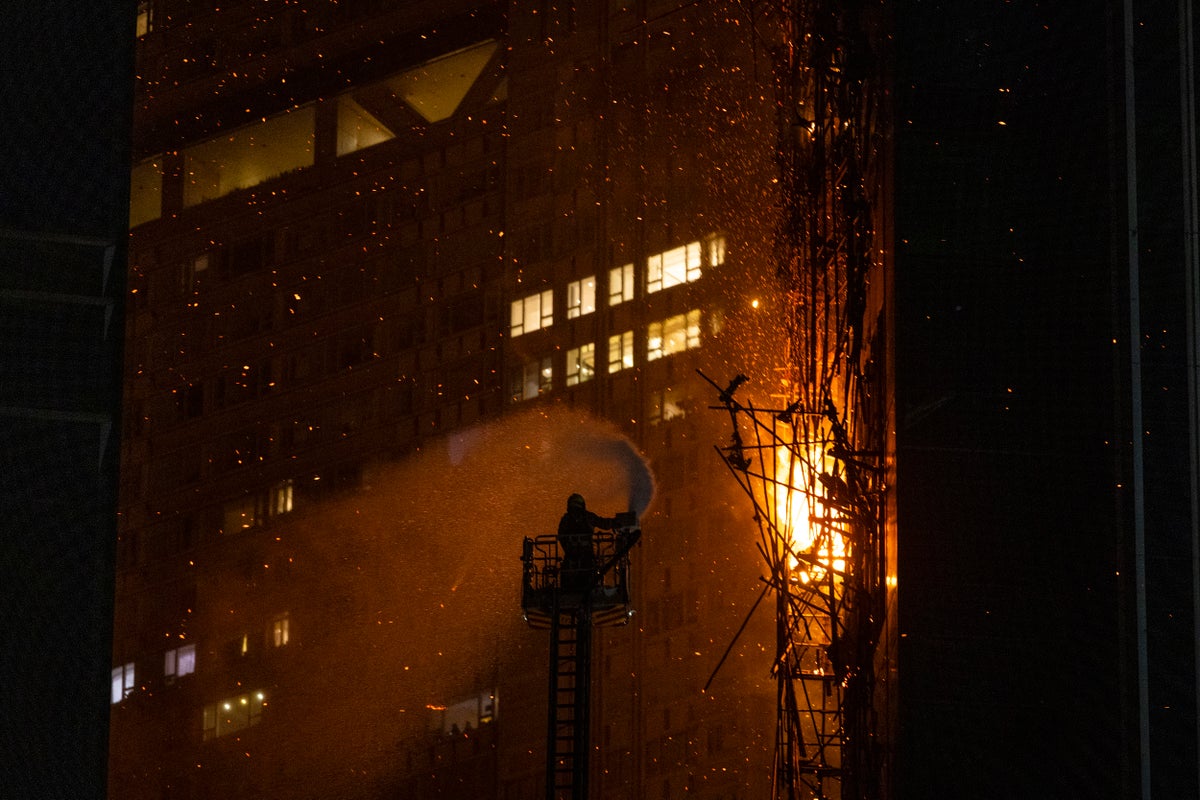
(646, 242, 702, 294)
(183, 106, 316, 207)
(135, 1, 154, 37)
(336, 96, 395, 157)
(566, 343, 595, 386)
(511, 356, 553, 401)
(541, 359, 554, 394)
(271, 614, 290, 648)
(567, 276, 596, 319)
(270, 480, 293, 516)
(509, 289, 553, 337)
(608, 264, 634, 306)
(111, 662, 135, 704)
(705, 233, 727, 268)
(647, 322, 662, 360)
(222, 479, 295, 533)
(202, 691, 267, 741)
(647, 310, 701, 361)
(430, 689, 499, 735)
(128, 156, 163, 228)
(608, 330, 634, 374)
(387, 40, 499, 123)
(164, 644, 196, 681)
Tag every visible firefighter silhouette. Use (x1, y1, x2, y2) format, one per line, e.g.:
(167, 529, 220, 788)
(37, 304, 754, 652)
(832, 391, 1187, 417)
(557, 493, 617, 590)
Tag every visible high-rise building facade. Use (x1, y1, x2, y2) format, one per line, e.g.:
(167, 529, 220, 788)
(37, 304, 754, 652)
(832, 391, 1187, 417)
(111, 2, 896, 798)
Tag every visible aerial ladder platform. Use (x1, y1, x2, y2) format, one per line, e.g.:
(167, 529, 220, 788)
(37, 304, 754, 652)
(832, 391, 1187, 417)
(521, 514, 640, 800)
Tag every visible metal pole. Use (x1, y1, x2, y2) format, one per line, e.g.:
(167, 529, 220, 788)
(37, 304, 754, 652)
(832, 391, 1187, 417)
(574, 607, 592, 800)
(546, 599, 561, 800)
(1178, 0, 1200, 790)
(1122, 0, 1152, 795)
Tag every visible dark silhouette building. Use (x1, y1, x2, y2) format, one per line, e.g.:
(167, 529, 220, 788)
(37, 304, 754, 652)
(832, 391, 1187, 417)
(0, 4, 134, 800)
(895, 2, 1200, 797)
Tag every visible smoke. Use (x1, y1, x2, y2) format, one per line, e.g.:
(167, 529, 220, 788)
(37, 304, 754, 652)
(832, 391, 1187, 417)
(264, 406, 655, 787)
(441, 407, 655, 518)
(576, 436, 655, 516)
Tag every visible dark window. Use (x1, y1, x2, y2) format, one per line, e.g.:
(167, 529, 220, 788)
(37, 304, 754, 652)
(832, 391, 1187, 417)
(225, 233, 274, 278)
(443, 290, 484, 334)
(176, 383, 204, 418)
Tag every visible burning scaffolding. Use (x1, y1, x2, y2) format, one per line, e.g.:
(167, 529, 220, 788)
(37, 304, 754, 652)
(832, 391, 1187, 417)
(705, 1, 890, 798)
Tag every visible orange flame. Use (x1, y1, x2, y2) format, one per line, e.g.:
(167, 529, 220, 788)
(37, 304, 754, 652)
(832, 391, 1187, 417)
(775, 444, 847, 584)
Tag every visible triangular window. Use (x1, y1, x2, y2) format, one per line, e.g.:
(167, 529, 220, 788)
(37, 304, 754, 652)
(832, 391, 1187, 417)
(388, 40, 499, 123)
(336, 96, 395, 156)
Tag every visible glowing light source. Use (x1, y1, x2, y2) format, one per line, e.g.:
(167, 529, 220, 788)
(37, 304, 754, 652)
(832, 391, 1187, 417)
(774, 444, 847, 584)
(182, 105, 315, 207)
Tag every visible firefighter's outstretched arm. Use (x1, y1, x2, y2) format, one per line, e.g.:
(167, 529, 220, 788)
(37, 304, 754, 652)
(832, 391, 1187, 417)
(587, 510, 618, 530)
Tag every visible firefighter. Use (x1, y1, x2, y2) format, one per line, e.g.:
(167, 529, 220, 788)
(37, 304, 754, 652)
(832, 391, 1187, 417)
(557, 494, 617, 586)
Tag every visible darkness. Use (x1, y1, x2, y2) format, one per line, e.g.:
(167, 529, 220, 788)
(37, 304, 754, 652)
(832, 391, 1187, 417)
(893, 1, 1120, 795)
(896, 1, 1196, 797)
(0, 2, 134, 799)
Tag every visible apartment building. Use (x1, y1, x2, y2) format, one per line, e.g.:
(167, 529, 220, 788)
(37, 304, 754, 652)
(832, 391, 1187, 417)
(111, 2, 797, 797)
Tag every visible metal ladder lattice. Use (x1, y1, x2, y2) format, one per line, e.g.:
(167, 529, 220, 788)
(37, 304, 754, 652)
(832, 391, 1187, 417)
(547, 607, 591, 800)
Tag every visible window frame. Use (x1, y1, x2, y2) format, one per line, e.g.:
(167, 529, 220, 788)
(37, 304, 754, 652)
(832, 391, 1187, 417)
(567, 276, 596, 319)
(608, 330, 634, 374)
(608, 263, 634, 306)
(111, 662, 135, 704)
(202, 691, 267, 741)
(566, 342, 596, 386)
(647, 310, 702, 361)
(646, 241, 702, 294)
(164, 644, 196, 682)
(647, 387, 685, 425)
(509, 289, 554, 337)
(271, 614, 290, 648)
(511, 356, 553, 401)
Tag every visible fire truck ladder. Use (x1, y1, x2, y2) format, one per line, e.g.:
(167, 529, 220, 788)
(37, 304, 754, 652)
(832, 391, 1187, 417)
(521, 523, 641, 800)
(547, 604, 592, 800)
